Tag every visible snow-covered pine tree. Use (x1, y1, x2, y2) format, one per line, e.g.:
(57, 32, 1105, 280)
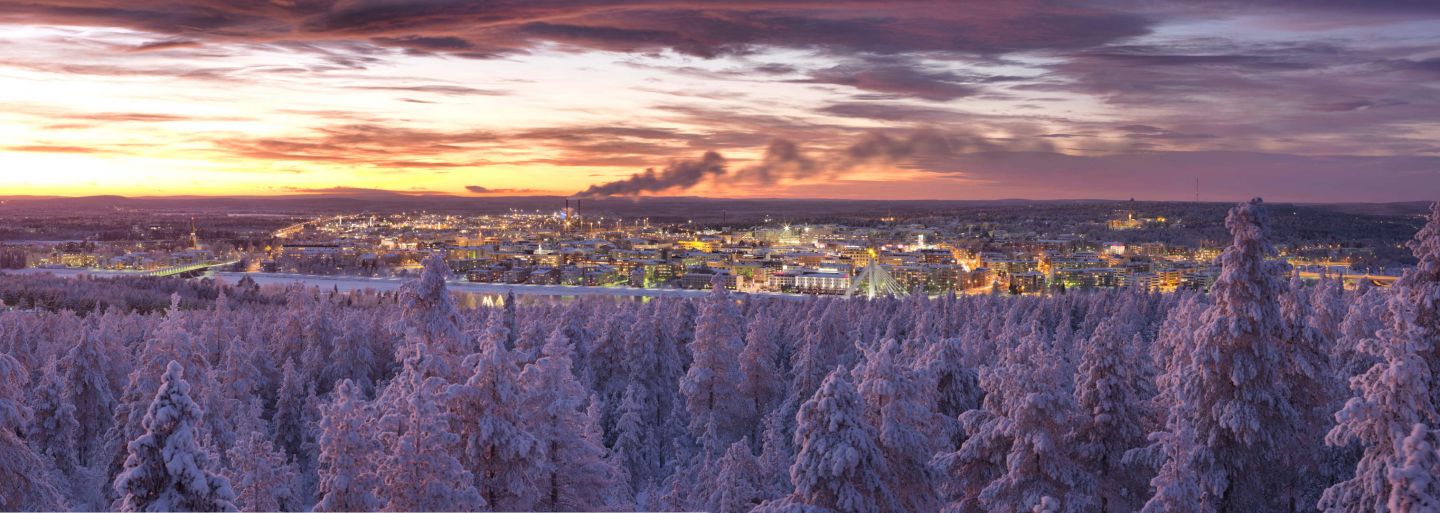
(314, 380, 382, 513)
(501, 290, 518, 348)
(1323, 203, 1440, 513)
(447, 328, 543, 511)
(393, 252, 470, 380)
(373, 344, 483, 512)
(113, 361, 237, 512)
(708, 438, 767, 513)
(1139, 421, 1216, 513)
(612, 383, 661, 497)
(1142, 198, 1309, 512)
(852, 338, 940, 513)
(224, 431, 302, 512)
(60, 329, 118, 469)
(791, 301, 851, 402)
(970, 323, 1095, 513)
(325, 319, 380, 395)
(1333, 285, 1387, 379)
(912, 335, 981, 444)
(753, 367, 900, 513)
(621, 307, 688, 473)
(739, 311, 785, 440)
(272, 358, 315, 474)
(1075, 314, 1152, 513)
(757, 409, 795, 501)
(681, 284, 751, 455)
(0, 352, 67, 511)
(1386, 424, 1440, 513)
(520, 327, 622, 511)
(28, 356, 80, 476)
(1392, 202, 1440, 391)
(105, 294, 212, 493)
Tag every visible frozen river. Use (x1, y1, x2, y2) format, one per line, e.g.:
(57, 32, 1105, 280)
(214, 272, 806, 300)
(4, 267, 808, 300)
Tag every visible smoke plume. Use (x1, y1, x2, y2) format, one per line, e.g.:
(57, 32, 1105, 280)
(575, 151, 727, 197)
(574, 130, 970, 197)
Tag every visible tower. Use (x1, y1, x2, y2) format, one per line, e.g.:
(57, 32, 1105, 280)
(188, 217, 200, 249)
(564, 198, 579, 221)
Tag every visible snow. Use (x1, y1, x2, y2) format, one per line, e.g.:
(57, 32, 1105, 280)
(213, 271, 810, 299)
(1, 199, 1437, 513)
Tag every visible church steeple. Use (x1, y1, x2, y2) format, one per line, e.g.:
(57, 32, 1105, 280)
(188, 217, 200, 249)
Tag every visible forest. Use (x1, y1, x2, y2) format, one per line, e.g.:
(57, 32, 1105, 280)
(1, 198, 1438, 513)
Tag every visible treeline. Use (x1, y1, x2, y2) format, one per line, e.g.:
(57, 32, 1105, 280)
(0, 199, 1438, 512)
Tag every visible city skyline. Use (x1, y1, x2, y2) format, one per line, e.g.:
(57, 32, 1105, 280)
(2, 1, 1439, 201)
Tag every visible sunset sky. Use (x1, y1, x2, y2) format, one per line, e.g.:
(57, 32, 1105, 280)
(1, 1, 1438, 201)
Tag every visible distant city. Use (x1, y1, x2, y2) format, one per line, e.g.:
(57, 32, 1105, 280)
(0, 197, 1421, 298)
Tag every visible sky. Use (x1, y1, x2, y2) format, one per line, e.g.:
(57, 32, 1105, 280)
(0, 1, 1438, 202)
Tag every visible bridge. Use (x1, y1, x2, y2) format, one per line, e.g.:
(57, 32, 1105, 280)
(847, 249, 908, 299)
(1296, 271, 1398, 288)
(275, 215, 347, 239)
(140, 260, 241, 278)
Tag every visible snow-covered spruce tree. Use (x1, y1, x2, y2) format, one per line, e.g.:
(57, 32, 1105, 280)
(681, 283, 751, 455)
(446, 329, 543, 511)
(113, 361, 237, 512)
(60, 329, 118, 469)
(581, 302, 633, 433)
(1322, 295, 1436, 513)
(1323, 203, 1440, 513)
(224, 431, 302, 512)
(193, 365, 244, 469)
(1140, 420, 1216, 513)
(948, 322, 1094, 513)
(1383, 202, 1440, 405)
(792, 300, 852, 402)
(1074, 314, 1152, 513)
(393, 252, 471, 379)
(852, 338, 941, 513)
(373, 344, 483, 512)
(621, 307, 688, 474)
(314, 380, 382, 513)
(520, 327, 622, 511)
(1386, 424, 1440, 513)
(1282, 270, 1347, 510)
(708, 438, 768, 513)
(757, 409, 795, 501)
(1333, 285, 1387, 380)
(740, 310, 786, 440)
(297, 294, 340, 394)
(1142, 198, 1311, 512)
(28, 356, 80, 476)
(1310, 274, 1347, 352)
(753, 367, 901, 513)
(106, 294, 212, 493)
(272, 358, 310, 461)
(325, 319, 381, 396)
(0, 352, 67, 511)
(501, 290, 518, 348)
(474, 308, 510, 357)
(913, 335, 982, 444)
(612, 383, 662, 497)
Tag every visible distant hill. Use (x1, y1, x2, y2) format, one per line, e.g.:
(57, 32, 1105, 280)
(0, 192, 1431, 224)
